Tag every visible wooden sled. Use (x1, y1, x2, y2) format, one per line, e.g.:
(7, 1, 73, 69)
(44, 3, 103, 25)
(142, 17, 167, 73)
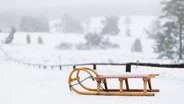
(68, 67, 159, 96)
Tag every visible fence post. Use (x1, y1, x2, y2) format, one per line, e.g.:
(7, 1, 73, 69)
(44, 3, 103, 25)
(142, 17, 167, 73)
(73, 65, 76, 69)
(93, 64, 96, 70)
(126, 64, 131, 72)
(59, 66, 62, 70)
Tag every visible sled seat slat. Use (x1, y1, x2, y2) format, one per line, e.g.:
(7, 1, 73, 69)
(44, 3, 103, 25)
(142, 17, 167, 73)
(97, 74, 159, 79)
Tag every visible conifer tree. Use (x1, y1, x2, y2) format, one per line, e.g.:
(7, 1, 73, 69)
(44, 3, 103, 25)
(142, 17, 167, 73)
(5, 26, 16, 44)
(38, 36, 43, 44)
(161, 0, 184, 60)
(131, 38, 142, 52)
(101, 16, 120, 35)
(147, 0, 184, 60)
(153, 22, 177, 59)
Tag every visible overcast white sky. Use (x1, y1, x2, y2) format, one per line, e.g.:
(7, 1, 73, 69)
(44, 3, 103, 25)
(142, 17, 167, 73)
(0, 0, 161, 8)
(0, 0, 162, 17)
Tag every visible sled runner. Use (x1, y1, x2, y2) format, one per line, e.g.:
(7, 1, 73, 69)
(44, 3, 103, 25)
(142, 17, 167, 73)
(68, 67, 159, 96)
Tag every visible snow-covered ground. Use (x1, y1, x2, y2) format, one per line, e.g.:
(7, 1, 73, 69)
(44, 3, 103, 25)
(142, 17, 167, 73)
(1, 50, 184, 104)
(0, 16, 184, 104)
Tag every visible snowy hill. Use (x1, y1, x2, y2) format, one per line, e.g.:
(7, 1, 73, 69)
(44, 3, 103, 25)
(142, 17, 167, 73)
(0, 16, 159, 64)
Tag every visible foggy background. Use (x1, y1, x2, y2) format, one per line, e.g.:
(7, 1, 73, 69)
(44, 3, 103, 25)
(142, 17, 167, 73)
(0, 0, 162, 28)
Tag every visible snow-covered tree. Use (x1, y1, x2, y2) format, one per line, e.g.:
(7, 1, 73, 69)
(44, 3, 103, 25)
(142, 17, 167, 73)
(54, 14, 84, 33)
(131, 38, 142, 52)
(85, 33, 102, 47)
(147, 0, 184, 60)
(38, 36, 43, 44)
(5, 26, 16, 44)
(101, 16, 120, 35)
(19, 15, 50, 32)
(26, 34, 31, 44)
(153, 22, 178, 59)
(145, 19, 162, 39)
(161, 0, 184, 60)
(76, 32, 119, 50)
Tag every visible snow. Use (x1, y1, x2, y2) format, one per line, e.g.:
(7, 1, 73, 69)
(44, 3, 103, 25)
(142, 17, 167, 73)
(1, 56, 184, 104)
(0, 16, 184, 104)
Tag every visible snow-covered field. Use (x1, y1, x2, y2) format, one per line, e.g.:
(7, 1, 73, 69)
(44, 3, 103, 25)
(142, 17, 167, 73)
(0, 16, 184, 104)
(1, 49, 184, 104)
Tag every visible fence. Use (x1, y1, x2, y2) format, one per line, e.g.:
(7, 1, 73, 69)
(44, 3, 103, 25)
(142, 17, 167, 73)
(1, 47, 184, 72)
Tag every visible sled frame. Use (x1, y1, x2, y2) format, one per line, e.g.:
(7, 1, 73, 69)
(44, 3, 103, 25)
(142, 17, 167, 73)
(68, 67, 159, 96)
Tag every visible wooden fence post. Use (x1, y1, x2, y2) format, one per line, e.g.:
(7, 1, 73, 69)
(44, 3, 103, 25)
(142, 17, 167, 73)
(59, 66, 62, 70)
(126, 64, 131, 72)
(93, 64, 96, 70)
(73, 65, 76, 69)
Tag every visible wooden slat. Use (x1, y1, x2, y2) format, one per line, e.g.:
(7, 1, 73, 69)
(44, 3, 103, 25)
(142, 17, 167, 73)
(80, 91, 155, 96)
(119, 78, 123, 93)
(125, 79, 129, 90)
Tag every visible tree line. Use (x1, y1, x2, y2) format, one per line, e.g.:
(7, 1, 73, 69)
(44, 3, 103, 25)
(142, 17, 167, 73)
(17, 14, 121, 35)
(3, 14, 143, 51)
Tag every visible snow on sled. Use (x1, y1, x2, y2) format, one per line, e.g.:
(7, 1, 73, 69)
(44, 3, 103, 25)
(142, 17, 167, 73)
(68, 67, 159, 96)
